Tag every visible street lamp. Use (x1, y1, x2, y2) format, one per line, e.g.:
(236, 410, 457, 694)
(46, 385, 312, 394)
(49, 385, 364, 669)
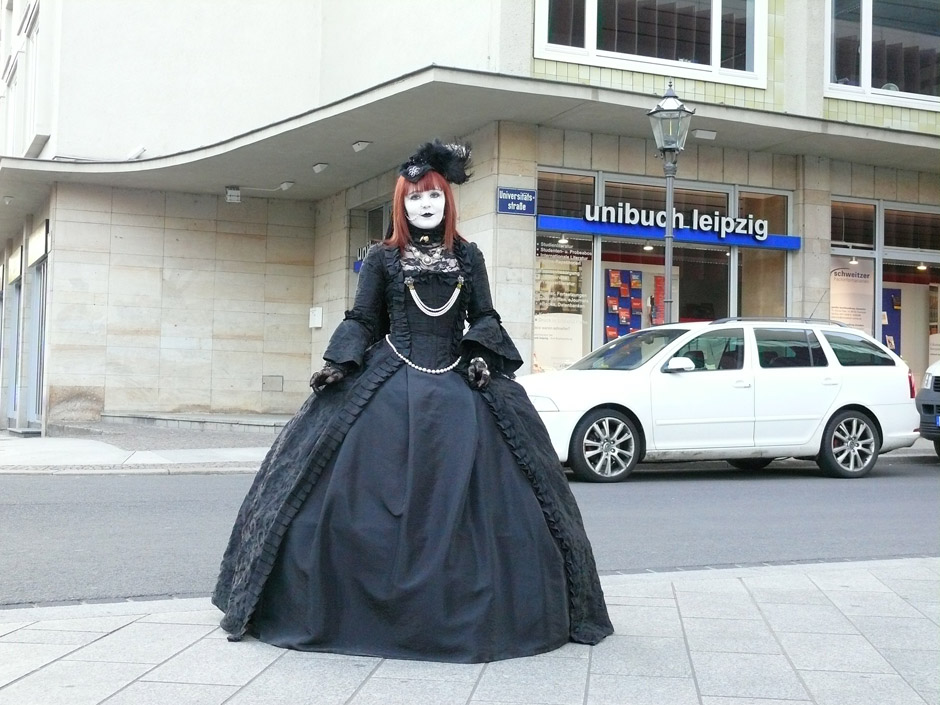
(647, 81, 694, 323)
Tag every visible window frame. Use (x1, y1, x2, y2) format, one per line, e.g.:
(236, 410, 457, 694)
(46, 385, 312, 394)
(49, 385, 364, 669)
(535, 0, 769, 89)
(824, 0, 940, 111)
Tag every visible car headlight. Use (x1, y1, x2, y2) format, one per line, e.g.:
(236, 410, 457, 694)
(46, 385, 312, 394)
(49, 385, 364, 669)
(924, 372, 934, 390)
(528, 395, 559, 412)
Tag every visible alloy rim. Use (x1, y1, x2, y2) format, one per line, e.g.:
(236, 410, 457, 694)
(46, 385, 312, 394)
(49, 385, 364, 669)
(831, 417, 876, 473)
(583, 417, 634, 477)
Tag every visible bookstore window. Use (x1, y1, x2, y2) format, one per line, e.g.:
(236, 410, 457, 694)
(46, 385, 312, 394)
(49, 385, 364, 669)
(831, 201, 875, 250)
(830, 0, 940, 101)
(539, 0, 766, 85)
(534, 233, 593, 372)
(882, 260, 939, 380)
(884, 209, 940, 250)
(538, 171, 595, 217)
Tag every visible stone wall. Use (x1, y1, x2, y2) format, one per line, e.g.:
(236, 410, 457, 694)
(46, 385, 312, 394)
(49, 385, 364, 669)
(45, 184, 316, 421)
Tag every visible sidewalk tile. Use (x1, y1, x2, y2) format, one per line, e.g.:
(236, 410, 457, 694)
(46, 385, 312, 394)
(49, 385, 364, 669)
(777, 632, 895, 672)
(875, 577, 940, 602)
(0, 642, 76, 687)
(690, 652, 808, 700)
(673, 578, 749, 594)
(878, 647, 940, 698)
(472, 654, 589, 704)
(848, 615, 940, 650)
(604, 596, 675, 608)
(589, 635, 692, 677)
(742, 573, 819, 590)
(62, 622, 215, 664)
(350, 676, 474, 705)
(15, 614, 142, 632)
(226, 651, 377, 705)
(870, 563, 940, 581)
(585, 673, 698, 705)
(373, 658, 483, 682)
(605, 604, 683, 637)
(100, 681, 238, 705)
(809, 570, 891, 593)
(800, 670, 927, 705)
(0, 622, 32, 637)
(683, 617, 780, 654)
(1, 628, 105, 646)
(701, 699, 811, 704)
(596, 576, 674, 599)
(910, 600, 940, 625)
(137, 609, 224, 626)
(0, 660, 150, 705)
(142, 637, 282, 686)
(759, 603, 859, 634)
(747, 587, 831, 605)
(825, 590, 924, 617)
(676, 592, 762, 620)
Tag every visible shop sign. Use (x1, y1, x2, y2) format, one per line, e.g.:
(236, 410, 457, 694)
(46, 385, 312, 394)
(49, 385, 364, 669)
(497, 187, 537, 216)
(536, 207, 800, 251)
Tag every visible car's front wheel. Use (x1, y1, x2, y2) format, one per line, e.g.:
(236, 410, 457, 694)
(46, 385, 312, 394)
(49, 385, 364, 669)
(569, 409, 639, 482)
(817, 410, 880, 478)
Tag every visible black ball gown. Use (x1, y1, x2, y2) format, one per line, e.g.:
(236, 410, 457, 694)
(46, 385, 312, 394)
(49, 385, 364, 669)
(212, 229, 613, 663)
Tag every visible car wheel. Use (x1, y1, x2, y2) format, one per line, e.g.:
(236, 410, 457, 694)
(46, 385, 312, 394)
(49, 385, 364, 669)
(569, 409, 638, 482)
(726, 458, 774, 471)
(816, 410, 880, 478)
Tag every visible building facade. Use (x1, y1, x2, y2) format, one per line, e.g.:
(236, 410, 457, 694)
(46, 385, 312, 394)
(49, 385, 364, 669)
(0, 0, 938, 431)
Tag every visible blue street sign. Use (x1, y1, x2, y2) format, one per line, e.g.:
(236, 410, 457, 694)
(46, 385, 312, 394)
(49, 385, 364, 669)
(497, 187, 537, 216)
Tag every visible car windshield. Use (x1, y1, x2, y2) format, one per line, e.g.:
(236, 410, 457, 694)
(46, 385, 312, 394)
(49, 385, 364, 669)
(568, 328, 688, 371)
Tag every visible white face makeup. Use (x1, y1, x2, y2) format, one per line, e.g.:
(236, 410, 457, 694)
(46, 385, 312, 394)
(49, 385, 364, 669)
(404, 189, 445, 230)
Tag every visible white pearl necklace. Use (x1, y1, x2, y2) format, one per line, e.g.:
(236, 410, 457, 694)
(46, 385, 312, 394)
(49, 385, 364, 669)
(385, 335, 462, 375)
(405, 275, 464, 317)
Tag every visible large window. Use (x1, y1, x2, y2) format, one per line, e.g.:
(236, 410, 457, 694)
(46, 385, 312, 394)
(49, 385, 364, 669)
(538, 0, 767, 86)
(829, 0, 940, 103)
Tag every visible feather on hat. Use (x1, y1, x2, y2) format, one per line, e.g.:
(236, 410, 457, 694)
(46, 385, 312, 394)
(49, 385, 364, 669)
(400, 139, 471, 184)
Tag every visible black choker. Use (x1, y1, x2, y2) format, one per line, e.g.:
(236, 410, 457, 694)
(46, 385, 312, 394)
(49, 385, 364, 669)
(407, 222, 445, 245)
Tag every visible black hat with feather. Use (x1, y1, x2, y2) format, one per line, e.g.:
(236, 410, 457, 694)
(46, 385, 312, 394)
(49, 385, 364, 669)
(400, 139, 472, 185)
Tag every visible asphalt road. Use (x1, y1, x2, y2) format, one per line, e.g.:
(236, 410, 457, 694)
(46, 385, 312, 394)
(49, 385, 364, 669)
(1, 456, 937, 606)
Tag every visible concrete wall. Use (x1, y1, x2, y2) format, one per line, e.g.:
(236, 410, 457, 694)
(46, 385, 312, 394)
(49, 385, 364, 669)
(44, 184, 316, 421)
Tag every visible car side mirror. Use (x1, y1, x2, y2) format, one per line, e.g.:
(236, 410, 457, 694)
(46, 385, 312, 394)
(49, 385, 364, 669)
(665, 357, 696, 373)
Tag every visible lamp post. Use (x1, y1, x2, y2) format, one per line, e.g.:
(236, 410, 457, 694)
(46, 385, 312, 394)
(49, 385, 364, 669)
(647, 81, 694, 324)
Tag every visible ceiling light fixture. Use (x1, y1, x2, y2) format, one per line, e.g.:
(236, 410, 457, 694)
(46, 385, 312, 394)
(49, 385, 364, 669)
(642, 241, 654, 251)
(312, 162, 329, 173)
(691, 129, 717, 140)
(225, 186, 241, 204)
(849, 253, 859, 265)
(2, 196, 13, 206)
(557, 236, 569, 245)
(917, 262, 928, 271)
(352, 140, 372, 152)
(239, 181, 295, 194)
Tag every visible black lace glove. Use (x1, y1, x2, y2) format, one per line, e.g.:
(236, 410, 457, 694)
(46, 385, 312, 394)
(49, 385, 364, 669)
(467, 356, 491, 390)
(310, 362, 349, 393)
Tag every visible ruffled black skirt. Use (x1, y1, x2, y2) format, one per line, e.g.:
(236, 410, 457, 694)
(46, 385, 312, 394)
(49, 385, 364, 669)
(248, 365, 570, 663)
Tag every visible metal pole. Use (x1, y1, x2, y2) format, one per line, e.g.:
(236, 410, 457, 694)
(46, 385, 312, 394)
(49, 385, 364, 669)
(662, 151, 677, 323)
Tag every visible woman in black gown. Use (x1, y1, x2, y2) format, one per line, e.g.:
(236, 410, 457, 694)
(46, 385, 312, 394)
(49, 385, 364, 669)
(212, 140, 612, 663)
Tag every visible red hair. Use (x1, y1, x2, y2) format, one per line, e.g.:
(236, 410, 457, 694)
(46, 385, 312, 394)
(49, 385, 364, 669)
(387, 170, 461, 251)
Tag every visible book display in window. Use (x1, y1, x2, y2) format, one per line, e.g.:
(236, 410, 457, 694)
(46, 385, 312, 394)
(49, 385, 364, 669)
(604, 268, 643, 341)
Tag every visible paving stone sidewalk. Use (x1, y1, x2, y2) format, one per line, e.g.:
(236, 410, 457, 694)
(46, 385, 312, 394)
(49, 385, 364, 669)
(0, 557, 937, 705)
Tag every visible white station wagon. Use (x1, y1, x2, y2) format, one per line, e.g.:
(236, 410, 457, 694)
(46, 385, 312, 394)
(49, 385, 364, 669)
(517, 318, 919, 482)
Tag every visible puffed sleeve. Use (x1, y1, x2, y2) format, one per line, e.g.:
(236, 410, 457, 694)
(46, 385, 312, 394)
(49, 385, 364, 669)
(459, 242, 524, 375)
(322, 244, 388, 369)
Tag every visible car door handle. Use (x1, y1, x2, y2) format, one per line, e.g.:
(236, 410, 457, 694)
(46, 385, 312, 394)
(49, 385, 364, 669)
(822, 378, 839, 386)
(733, 380, 752, 388)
